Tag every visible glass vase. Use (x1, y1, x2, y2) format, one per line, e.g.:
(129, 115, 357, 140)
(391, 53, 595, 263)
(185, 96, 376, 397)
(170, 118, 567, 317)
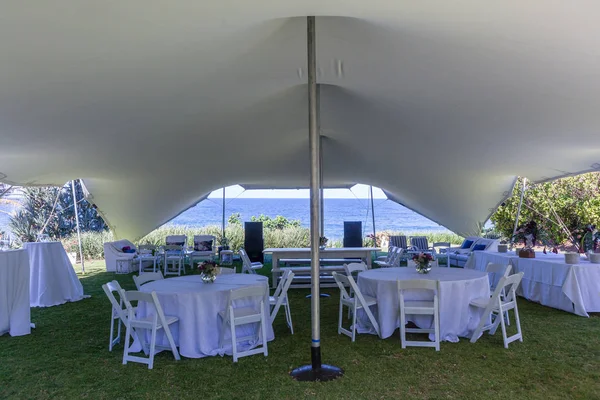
(415, 262, 431, 274)
(200, 273, 216, 283)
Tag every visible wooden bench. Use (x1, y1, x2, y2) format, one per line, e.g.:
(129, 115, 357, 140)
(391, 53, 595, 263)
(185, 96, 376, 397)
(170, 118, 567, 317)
(279, 258, 362, 267)
(275, 265, 347, 288)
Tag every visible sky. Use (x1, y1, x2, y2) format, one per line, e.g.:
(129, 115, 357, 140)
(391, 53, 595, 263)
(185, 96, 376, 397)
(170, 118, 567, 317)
(207, 184, 387, 199)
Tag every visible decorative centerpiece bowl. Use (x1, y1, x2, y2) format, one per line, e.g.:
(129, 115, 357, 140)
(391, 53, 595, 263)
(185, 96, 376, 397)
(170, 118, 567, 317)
(519, 248, 535, 258)
(199, 261, 219, 283)
(413, 252, 434, 274)
(588, 252, 600, 264)
(564, 252, 580, 265)
(497, 244, 508, 253)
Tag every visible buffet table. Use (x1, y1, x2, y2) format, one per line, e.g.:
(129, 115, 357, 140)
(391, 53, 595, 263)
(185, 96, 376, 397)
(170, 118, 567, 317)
(357, 267, 490, 342)
(0, 249, 31, 336)
(24, 242, 85, 307)
(465, 251, 600, 317)
(134, 274, 274, 358)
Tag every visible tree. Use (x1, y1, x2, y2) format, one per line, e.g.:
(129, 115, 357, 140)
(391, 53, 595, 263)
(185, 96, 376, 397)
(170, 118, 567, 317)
(9, 181, 107, 243)
(490, 173, 600, 246)
(250, 214, 302, 230)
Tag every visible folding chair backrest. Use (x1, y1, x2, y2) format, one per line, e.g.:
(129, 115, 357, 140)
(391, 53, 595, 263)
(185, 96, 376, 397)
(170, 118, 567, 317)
(411, 236, 429, 251)
(219, 267, 236, 275)
(239, 249, 254, 272)
(164, 244, 184, 254)
(193, 235, 215, 251)
(389, 235, 408, 250)
(433, 242, 451, 249)
(102, 280, 127, 321)
(390, 247, 404, 266)
(332, 272, 353, 301)
(344, 262, 367, 278)
(121, 290, 169, 325)
(166, 235, 187, 246)
(385, 246, 397, 262)
(133, 272, 164, 289)
(397, 278, 439, 292)
(485, 263, 512, 290)
(493, 272, 524, 303)
(273, 270, 292, 298)
(226, 284, 267, 311)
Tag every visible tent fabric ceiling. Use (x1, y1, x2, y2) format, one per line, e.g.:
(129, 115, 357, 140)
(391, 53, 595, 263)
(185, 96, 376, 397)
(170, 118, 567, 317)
(1, 3, 600, 239)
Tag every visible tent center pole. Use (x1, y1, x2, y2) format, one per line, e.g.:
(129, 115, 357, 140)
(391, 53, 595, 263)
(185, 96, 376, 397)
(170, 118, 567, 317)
(290, 16, 343, 382)
(72, 180, 85, 274)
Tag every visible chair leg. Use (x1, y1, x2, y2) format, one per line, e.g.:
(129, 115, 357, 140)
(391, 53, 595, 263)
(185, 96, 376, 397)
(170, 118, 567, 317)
(148, 326, 157, 369)
(231, 321, 238, 363)
(261, 307, 268, 357)
(285, 302, 294, 334)
(122, 322, 131, 365)
(163, 325, 181, 361)
(434, 307, 440, 352)
(513, 303, 523, 342)
(400, 305, 406, 349)
(109, 315, 116, 351)
(338, 299, 344, 336)
(351, 303, 357, 342)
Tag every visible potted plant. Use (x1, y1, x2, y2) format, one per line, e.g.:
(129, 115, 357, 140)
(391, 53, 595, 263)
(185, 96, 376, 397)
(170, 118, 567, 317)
(571, 224, 600, 263)
(319, 236, 328, 250)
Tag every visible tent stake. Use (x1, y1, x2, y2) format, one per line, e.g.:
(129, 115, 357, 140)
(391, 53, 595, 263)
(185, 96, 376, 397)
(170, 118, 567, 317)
(291, 16, 343, 382)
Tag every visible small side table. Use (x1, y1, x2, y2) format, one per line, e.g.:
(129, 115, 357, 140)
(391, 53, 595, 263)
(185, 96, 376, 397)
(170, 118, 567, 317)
(220, 250, 233, 265)
(115, 258, 132, 274)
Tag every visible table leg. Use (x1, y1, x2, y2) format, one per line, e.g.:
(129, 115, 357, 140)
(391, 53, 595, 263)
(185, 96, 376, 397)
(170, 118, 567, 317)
(271, 254, 280, 289)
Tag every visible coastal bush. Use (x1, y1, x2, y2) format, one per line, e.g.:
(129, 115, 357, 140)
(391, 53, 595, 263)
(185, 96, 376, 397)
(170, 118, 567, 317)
(490, 173, 600, 245)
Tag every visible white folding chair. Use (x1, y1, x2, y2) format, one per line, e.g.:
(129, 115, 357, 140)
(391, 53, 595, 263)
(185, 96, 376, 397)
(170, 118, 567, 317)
(219, 267, 236, 275)
(470, 272, 524, 349)
(397, 279, 440, 351)
(407, 259, 440, 268)
(137, 244, 159, 274)
(485, 262, 513, 325)
(270, 270, 295, 334)
(163, 245, 185, 276)
(239, 249, 263, 274)
(218, 284, 269, 362)
(344, 262, 368, 317)
(133, 271, 164, 290)
(375, 247, 403, 268)
(332, 272, 380, 342)
(120, 290, 180, 369)
(102, 280, 132, 351)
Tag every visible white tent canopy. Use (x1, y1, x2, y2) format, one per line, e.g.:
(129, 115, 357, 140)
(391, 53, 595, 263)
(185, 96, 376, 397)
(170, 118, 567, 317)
(1, 3, 599, 239)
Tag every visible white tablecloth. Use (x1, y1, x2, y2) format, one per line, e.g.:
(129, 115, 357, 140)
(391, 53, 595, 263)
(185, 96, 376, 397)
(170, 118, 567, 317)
(24, 242, 85, 307)
(0, 250, 31, 336)
(357, 267, 490, 342)
(135, 274, 275, 358)
(465, 251, 600, 317)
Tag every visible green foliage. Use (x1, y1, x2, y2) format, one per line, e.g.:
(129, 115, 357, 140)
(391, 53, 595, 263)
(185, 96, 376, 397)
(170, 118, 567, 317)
(491, 173, 600, 245)
(228, 212, 242, 225)
(10, 182, 106, 244)
(250, 214, 301, 230)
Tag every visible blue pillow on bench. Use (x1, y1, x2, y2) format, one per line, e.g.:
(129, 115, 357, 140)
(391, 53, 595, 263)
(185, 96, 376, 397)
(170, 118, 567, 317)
(461, 240, 474, 249)
(472, 244, 486, 251)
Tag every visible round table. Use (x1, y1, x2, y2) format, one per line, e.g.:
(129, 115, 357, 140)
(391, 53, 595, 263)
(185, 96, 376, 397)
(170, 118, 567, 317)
(357, 267, 490, 342)
(23, 242, 85, 307)
(136, 274, 274, 358)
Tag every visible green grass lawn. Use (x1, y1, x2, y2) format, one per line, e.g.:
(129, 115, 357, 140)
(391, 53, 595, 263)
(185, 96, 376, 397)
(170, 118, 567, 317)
(1, 260, 599, 399)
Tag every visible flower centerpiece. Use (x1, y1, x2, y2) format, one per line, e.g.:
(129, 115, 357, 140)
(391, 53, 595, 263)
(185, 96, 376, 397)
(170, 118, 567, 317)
(571, 224, 600, 254)
(511, 220, 557, 258)
(366, 234, 379, 247)
(319, 236, 328, 250)
(198, 260, 220, 283)
(413, 252, 434, 274)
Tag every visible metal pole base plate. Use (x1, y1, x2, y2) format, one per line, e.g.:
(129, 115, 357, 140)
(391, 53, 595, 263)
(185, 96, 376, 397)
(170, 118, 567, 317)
(290, 364, 344, 382)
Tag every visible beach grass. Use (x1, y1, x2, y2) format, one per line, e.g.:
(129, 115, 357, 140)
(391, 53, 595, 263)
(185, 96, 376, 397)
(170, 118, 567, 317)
(1, 260, 599, 399)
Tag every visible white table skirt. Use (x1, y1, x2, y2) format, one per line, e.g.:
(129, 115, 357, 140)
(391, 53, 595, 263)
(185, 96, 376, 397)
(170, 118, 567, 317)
(134, 274, 275, 358)
(465, 251, 600, 317)
(357, 268, 490, 342)
(0, 250, 31, 336)
(23, 242, 85, 307)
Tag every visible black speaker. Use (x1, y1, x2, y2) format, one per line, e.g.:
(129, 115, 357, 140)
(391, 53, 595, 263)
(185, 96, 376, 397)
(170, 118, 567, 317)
(244, 222, 264, 263)
(343, 221, 363, 248)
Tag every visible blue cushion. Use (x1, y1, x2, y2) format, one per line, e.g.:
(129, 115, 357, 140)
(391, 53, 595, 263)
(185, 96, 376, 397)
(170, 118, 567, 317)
(461, 240, 474, 249)
(472, 244, 486, 251)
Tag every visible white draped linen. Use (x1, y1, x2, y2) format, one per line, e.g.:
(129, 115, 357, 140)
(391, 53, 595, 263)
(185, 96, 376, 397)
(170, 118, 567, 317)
(357, 268, 490, 342)
(23, 242, 85, 307)
(134, 274, 274, 358)
(0, 250, 31, 336)
(465, 251, 600, 317)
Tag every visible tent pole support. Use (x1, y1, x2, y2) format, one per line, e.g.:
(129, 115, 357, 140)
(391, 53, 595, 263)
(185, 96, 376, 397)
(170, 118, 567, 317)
(291, 16, 343, 382)
(370, 185, 376, 248)
(222, 187, 226, 242)
(72, 180, 85, 274)
(511, 177, 527, 246)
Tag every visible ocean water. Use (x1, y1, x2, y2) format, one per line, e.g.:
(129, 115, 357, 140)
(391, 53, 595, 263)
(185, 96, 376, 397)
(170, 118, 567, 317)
(0, 198, 450, 239)
(169, 198, 449, 240)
